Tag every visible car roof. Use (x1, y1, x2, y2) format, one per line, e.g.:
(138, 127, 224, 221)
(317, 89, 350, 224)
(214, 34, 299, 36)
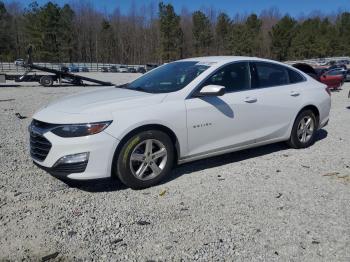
(178, 56, 286, 66)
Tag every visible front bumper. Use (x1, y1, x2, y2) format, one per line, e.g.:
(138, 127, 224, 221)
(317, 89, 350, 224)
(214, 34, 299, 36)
(31, 130, 120, 180)
(34, 160, 88, 178)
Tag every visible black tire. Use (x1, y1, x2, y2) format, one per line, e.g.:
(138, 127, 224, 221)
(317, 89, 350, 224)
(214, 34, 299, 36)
(288, 110, 317, 149)
(40, 75, 54, 87)
(114, 130, 174, 189)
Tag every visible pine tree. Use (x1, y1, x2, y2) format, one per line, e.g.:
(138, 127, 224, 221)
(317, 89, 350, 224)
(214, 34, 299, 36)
(158, 2, 183, 62)
(245, 14, 262, 56)
(215, 12, 231, 55)
(99, 19, 115, 63)
(335, 12, 350, 56)
(0, 1, 14, 60)
(58, 4, 75, 62)
(192, 11, 213, 56)
(270, 15, 297, 61)
(228, 14, 262, 56)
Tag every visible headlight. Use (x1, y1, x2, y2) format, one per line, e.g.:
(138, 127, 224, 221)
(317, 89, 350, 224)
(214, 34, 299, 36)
(51, 121, 112, 138)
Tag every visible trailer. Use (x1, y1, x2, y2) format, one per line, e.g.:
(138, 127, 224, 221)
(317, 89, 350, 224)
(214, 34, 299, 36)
(1, 47, 113, 87)
(1, 65, 113, 87)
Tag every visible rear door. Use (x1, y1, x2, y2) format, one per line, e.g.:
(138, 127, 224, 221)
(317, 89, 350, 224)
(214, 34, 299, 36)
(248, 62, 305, 143)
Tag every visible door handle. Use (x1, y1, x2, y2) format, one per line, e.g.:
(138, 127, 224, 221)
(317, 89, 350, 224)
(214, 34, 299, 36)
(290, 91, 300, 97)
(244, 97, 257, 103)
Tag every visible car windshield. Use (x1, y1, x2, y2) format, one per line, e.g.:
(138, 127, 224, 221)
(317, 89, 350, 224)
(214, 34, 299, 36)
(122, 61, 209, 93)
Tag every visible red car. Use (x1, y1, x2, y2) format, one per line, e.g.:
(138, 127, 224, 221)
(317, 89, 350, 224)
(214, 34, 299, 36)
(319, 72, 344, 90)
(293, 63, 343, 90)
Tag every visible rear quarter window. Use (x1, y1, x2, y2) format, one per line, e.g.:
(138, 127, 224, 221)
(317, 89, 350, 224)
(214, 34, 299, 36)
(288, 69, 305, 83)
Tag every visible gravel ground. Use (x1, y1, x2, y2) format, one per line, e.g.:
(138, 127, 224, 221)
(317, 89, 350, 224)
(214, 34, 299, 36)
(0, 74, 349, 261)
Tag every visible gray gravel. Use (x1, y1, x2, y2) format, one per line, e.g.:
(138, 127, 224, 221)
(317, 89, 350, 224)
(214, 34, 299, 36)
(0, 74, 349, 261)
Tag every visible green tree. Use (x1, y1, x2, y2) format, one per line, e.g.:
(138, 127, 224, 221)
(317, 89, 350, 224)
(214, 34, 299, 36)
(335, 12, 350, 56)
(99, 19, 115, 63)
(192, 11, 212, 55)
(58, 4, 75, 62)
(24, 1, 75, 62)
(245, 14, 262, 56)
(270, 15, 297, 61)
(228, 14, 262, 56)
(0, 1, 14, 60)
(289, 18, 334, 59)
(158, 2, 183, 62)
(215, 12, 231, 55)
(228, 24, 251, 55)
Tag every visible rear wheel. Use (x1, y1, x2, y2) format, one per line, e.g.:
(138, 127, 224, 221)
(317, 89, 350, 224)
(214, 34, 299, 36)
(288, 110, 317, 148)
(114, 130, 174, 189)
(40, 75, 54, 87)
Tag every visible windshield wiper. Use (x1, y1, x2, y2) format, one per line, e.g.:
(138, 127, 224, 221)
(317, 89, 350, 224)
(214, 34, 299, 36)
(129, 86, 153, 93)
(116, 83, 153, 93)
(115, 83, 128, 89)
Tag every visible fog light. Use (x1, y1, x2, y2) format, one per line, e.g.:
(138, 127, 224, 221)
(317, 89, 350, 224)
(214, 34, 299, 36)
(55, 152, 89, 166)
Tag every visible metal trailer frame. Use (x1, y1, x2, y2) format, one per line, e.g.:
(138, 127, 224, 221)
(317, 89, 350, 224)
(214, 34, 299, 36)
(1, 47, 113, 87)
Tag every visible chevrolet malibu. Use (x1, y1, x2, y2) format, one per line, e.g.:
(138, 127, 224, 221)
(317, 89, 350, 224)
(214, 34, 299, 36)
(29, 57, 331, 189)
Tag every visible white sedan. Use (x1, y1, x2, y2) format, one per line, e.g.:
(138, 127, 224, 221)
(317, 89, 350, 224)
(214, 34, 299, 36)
(29, 57, 331, 189)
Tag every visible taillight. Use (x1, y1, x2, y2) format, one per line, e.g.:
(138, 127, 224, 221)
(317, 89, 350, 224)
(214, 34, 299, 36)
(325, 87, 331, 96)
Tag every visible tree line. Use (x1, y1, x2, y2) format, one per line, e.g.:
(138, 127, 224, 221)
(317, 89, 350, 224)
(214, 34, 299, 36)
(1, 1, 350, 64)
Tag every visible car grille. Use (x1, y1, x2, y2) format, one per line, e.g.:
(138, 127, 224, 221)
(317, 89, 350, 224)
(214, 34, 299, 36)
(30, 121, 52, 161)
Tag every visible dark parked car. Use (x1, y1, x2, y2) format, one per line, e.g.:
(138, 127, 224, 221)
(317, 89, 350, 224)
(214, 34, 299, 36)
(146, 63, 158, 72)
(346, 70, 350, 82)
(69, 64, 79, 72)
(60, 66, 69, 73)
(329, 64, 347, 71)
(293, 63, 318, 79)
(101, 67, 109, 72)
(293, 63, 343, 90)
(137, 67, 146, 74)
(314, 67, 327, 77)
(128, 67, 137, 73)
(109, 66, 118, 72)
(326, 68, 347, 78)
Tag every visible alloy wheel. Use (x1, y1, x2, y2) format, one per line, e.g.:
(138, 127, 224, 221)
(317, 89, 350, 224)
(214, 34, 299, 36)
(129, 139, 168, 180)
(297, 116, 315, 143)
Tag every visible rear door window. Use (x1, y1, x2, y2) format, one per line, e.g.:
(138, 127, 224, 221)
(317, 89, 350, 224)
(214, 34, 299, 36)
(251, 62, 290, 88)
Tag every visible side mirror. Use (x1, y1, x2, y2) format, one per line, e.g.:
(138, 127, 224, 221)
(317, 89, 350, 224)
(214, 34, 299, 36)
(196, 85, 225, 97)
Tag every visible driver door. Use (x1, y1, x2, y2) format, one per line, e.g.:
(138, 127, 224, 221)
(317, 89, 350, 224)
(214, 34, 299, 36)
(185, 62, 261, 156)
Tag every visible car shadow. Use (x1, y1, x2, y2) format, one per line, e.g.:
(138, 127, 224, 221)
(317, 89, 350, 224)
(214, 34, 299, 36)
(53, 84, 113, 87)
(56, 176, 128, 192)
(61, 129, 328, 193)
(201, 97, 234, 118)
(0, 84, 22, 88)
(346, 106, 350, 110)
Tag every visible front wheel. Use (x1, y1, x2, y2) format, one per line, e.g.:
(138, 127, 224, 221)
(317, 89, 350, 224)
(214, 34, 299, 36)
(114, 130, 174, 189)
(288, 110, 317, 149)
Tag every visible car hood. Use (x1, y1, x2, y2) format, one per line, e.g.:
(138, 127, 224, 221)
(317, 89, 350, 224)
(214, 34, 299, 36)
(33, 87, 167, 124)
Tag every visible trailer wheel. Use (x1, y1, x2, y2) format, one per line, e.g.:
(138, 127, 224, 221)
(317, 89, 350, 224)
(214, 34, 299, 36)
(40, 76, 54, 87)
